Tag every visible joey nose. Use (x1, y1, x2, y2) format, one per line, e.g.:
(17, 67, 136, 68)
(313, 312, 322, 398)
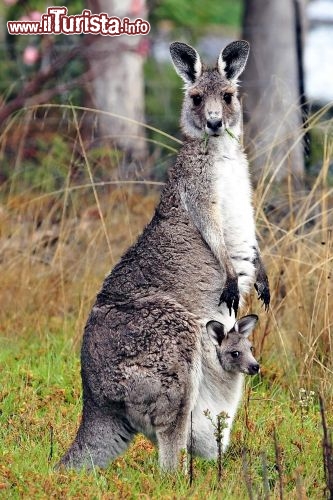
(206, 118, 222, 132)
(249, 363, 260, 375)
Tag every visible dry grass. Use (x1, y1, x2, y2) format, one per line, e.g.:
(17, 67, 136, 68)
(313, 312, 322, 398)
(249, 109, 333, 399)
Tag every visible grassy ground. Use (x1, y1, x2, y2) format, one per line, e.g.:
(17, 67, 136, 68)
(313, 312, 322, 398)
(0, 106, 332, 498)
(0, 328, 330, 498)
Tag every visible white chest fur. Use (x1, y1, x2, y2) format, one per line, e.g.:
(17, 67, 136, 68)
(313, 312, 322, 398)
(211, 138, 257, 298)
(212, 139, 256, 248)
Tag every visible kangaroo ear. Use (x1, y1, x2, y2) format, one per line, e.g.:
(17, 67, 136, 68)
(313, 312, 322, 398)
(233, 314, 258, 338)
(217, 40, 250, 81)
(206, 320, 226, 346)
(170, 42, 202, 85)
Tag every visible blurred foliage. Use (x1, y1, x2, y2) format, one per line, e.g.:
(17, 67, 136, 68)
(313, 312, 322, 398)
(307, 126, 333, 186)
(144, 58, 182, 137)
(150, 0, 243, 32)
(1, 0, 85, 104)
(0, 0, 245, 188)
(0, 0, 330, 186)
(19, 136, 71, 192)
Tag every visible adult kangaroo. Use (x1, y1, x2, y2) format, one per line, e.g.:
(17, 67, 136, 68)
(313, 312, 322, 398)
(60, 307, 259, 471)
(59, 40, 269, 470)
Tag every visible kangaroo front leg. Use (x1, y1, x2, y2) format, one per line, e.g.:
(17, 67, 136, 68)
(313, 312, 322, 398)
(253, 247, 270, 310)
(193, 216, 239, 316)
(181, 186, 239, 316)
(201, 226, 240, 316)
(202, 231, 240, 316)
(199, 217, 239, 316)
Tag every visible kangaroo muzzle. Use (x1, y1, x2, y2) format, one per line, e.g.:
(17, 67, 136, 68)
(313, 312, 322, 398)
(205, 99, 223, 136)
(206, 118, 223, 134)
(247, 362, 260, 375)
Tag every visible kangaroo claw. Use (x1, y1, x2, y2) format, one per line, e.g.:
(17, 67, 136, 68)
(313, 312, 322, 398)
(219, 278, 240, 317)
(254, 282, 270, 311)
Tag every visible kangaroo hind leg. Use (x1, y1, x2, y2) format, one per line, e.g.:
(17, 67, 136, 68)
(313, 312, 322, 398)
(58, 402, 135, 470)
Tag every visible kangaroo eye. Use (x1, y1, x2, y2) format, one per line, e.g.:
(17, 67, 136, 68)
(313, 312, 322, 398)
(250, 346, 255, 353)
(191, 94, 203, 106)
(223, 93, 232, 104)
(231, 351, 240, 358)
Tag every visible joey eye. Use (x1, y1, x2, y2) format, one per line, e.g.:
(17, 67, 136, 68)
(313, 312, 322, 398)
(223, 93, 232, 105)
(250, 346, 255, 353)
(191, 94, 203, 106)
(231, 351, 240, 358)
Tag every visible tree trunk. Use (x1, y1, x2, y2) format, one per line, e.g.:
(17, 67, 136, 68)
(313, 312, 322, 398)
(86, 0, 148, 163)
(241, 0, 305, 189)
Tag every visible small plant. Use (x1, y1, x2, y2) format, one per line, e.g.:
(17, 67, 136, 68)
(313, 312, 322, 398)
(204, 409, 229, 482)
(298, 388, 315, 411)
(298, 387, 315, 428)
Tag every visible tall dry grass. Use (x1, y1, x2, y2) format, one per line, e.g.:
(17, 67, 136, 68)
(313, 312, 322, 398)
(250, 105, 333, 398)
(0, 104, 332, 403)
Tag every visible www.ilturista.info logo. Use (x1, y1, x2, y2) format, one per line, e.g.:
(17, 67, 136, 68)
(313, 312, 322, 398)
(7, 6, 151, 36)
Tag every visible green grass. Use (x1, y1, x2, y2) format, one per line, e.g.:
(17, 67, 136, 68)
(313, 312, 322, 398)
(0, 326, 330, 498)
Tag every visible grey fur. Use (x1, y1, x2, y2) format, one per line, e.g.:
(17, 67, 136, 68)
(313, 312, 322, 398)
(60, 297, 201, 470)
(59, 311, 258, 470)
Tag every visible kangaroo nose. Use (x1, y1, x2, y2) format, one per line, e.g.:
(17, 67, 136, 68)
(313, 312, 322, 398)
(249, 363, 260, 375)
(206, 118, 222, 132)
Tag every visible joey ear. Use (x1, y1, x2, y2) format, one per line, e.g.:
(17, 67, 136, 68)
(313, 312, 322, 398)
(234, 314, 258, 338)
(170, 42, 202, 85)
(217, 40, 250, 81)
(206, 320, 226, 346)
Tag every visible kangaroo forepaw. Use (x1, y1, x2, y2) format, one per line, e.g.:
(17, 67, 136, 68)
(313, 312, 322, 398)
(254, 281, 270, 311)
(219, 278, 240, 317)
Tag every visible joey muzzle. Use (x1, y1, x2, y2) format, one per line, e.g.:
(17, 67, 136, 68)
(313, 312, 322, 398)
(247, 362, 260, 375)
